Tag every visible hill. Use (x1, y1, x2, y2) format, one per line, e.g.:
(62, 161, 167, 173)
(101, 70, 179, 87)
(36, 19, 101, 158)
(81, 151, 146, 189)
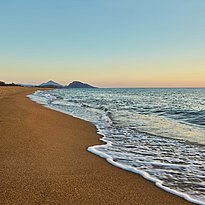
(65, 81, 97, 89)
(39, 80, 63, 88)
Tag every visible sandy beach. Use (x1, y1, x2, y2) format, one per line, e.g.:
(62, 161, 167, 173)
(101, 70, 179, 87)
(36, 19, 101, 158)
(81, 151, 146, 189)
(0, 87, 194, 205)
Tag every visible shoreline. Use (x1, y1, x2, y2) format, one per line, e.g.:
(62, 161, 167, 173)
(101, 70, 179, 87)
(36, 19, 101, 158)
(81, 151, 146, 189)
(0, 86, 194, 204)
(29, 89, 204, 205)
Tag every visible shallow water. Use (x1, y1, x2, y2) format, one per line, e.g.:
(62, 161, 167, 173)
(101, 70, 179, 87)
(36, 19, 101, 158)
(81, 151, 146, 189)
(29, 88, 205, 204)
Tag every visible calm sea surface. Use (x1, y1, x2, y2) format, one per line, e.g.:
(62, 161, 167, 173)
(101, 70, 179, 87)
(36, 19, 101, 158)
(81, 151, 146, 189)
(29, 88, 205, 204)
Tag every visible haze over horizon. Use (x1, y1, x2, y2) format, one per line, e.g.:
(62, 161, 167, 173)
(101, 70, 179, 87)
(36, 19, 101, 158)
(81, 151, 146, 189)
(0, 1, 205, 88)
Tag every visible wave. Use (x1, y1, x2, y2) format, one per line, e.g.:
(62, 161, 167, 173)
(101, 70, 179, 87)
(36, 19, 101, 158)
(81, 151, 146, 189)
(88, 146, 205, 205)
(28, 88, 205, 205)
(88, 128, 205, 205)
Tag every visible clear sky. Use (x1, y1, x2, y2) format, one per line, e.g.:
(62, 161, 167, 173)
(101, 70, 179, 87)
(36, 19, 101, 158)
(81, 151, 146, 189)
(0, 0, 205, 87)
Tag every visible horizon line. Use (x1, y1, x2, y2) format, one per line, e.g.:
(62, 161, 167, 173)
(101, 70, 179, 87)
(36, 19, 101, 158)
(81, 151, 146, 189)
(1, 80, 204, 89)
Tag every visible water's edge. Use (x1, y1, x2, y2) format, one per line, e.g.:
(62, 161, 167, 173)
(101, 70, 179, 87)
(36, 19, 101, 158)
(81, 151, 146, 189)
(27, 92, 204, 205)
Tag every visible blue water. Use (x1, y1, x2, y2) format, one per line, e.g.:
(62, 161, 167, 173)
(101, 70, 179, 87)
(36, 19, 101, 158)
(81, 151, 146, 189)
(29, 88, 205, 204)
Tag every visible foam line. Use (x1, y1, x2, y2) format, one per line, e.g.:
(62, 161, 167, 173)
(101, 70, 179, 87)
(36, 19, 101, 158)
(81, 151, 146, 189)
(28, 91, 205, 205)
(87, 144, 205, 205)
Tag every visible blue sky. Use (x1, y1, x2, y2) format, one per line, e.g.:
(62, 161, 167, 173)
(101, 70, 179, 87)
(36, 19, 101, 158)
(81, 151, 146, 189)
(0, 0, 205, 87)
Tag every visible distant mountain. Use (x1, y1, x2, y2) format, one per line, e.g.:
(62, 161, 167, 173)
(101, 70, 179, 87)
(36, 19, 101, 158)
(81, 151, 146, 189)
(65, 81, 97, 89)
(39, 80, 63, 88)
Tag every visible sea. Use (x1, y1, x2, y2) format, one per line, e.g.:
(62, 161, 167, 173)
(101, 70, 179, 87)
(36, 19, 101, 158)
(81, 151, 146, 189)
(28, 88, 205, 204)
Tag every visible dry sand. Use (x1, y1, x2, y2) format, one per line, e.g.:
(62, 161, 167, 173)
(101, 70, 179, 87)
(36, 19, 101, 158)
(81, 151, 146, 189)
(0, 87, 194, 205)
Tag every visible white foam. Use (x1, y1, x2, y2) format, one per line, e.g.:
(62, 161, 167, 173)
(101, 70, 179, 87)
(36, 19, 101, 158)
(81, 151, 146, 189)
(28, 90, 205, 205)
(88, 144, 205, 205)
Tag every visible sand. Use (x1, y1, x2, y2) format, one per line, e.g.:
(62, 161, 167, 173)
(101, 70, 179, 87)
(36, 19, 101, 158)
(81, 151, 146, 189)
(0, 86, 194, 205)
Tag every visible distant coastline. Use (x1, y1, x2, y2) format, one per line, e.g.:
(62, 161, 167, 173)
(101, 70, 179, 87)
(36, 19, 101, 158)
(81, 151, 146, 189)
(0, 81, 20, 87)
(1, 80, 204, 89)
(0, 80, 98, 89)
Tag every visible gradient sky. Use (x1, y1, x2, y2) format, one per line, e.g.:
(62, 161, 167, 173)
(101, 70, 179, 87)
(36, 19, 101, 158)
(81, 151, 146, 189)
(0, 0, 205, 87)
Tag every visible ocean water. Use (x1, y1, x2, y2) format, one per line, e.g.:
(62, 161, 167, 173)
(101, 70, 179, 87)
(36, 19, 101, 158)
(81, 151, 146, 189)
(28, 88, 205, 204)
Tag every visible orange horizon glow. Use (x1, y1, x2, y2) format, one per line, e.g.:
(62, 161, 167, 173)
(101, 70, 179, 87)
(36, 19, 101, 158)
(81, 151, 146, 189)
(1, 59, 204, 88)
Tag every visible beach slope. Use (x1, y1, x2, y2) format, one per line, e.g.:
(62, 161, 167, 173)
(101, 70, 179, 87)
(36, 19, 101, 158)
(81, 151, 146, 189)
(0, 87, 193, 205)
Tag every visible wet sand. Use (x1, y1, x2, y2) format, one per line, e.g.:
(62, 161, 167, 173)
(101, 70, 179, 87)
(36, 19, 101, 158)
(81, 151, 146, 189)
(0, 87, 194, 205)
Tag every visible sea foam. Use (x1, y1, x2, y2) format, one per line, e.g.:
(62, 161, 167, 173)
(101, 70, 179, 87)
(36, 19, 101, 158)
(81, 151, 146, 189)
(28, 88, 205, 205)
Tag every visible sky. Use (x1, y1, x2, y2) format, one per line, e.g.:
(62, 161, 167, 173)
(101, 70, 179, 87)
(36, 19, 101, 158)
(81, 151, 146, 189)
(0, 0, 205, 87)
